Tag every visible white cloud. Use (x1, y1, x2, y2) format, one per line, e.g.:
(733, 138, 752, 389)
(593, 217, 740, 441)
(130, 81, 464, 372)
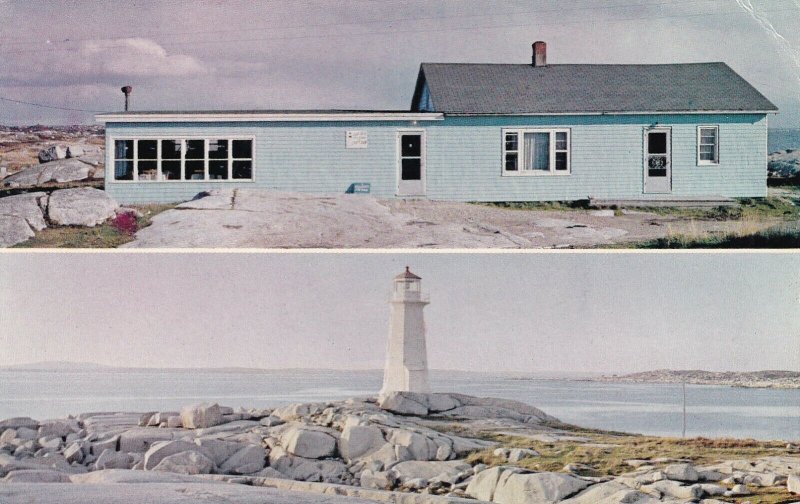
(1, 38, 206, 87)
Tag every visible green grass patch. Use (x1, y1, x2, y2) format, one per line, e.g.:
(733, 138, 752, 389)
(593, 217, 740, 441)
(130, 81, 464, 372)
(466, 431, 789, 477)
(629, 221, 800, 249)
(14, 203, 174, 248)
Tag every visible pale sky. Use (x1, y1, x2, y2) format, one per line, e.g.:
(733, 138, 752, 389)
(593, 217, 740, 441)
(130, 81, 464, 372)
(0, 0, 799, 126)
(0, 252, 797, 373)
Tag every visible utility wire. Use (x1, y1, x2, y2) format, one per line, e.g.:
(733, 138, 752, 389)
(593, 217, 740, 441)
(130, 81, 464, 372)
(1, 4, 797, 55)
(0, 0, 733, 47)
(0, 96, 110, 114)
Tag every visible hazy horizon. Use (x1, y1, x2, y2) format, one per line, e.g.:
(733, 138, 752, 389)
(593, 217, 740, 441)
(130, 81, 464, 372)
(0, 0, 798, 127)
(1, 252, 797, 374)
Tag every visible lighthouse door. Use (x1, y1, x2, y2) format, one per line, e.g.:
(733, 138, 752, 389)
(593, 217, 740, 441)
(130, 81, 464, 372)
(397, 131, 426, 197)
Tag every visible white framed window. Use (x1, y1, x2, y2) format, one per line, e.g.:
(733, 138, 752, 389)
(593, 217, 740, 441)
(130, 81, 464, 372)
(697, 126, 719, 165)
(502, 128, 570, 175)
(111, 137, 254, 182)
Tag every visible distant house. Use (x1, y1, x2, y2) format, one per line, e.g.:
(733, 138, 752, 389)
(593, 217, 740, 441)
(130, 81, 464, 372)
(97, 42, 777, 204)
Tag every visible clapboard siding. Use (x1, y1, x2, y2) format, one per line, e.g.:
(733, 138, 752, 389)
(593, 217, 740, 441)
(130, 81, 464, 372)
(104, 114, 767, 204)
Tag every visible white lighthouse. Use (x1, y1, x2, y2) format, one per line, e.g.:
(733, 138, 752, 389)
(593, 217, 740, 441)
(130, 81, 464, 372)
(379, 267, 430, 396)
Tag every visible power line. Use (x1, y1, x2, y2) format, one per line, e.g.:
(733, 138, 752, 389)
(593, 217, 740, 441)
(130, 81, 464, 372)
(0, 96, 110, 114)
(3, 2, 797, 55)
(0, 0, 732, 48)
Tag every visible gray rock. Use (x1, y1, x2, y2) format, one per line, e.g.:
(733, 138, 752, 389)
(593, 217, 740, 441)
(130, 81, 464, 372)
(66, 145, 85, 158)
(378, 392, 429, 416)
(152, 450, 214, 475)
(359, 469, 396, 490)
(38, 420, 74, 438)
(166, 416, 183, 428)
(193, 439, 247, 466)
(725, 483, 750, 496)
(466, 466, 504, 501)
(259, 416, 284, 427)
(699, 483, 727, 496)
(272, 403, 324, 422)
(643, 480, 703, 499)
(268, 446, 349, 484)
(0, 215, 34, 247)
(38, 145, 67, 163)
(14, 427, 38, 440)
(0, 417, 39, 431)
(94, 449, 133, 470)
(389, 429, 436, 462)
(63, 443, 84, 464)
(282, 427, 337, 459)
(180, 403, 224, 429)
(2, 469, 71, 483)
(663, 462, 699, 482)
(390, 460, 470, 484)
(404, 477, 428, 489)
(47, 187, 118, 227)
(560, 481, 659, 504)
(118, 427, 175, 452)
(493, 471, 592, 504)
(144, 440, 200, 470)
(508, 448, 539, 463)
(0, 429, 16, 444)
(0, 192, 47, 231)
(37, 436, 62, 449)
(788, 474, 800, 494)
(219, 445, 266, 475)
(338, 424, 385, 461)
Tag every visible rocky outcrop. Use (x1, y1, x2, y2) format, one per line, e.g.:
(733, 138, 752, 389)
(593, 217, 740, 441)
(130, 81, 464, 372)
(3, 155, 103, 189)
(1, 395, 798, 504)
(47, 187, 118, 227)
(180, 403, 224, 429)
(769, 149, 800, 179)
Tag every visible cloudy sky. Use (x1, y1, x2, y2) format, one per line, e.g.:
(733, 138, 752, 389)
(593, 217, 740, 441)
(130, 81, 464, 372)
(0, 0, 798, 126)
(1, 252, 797, 373)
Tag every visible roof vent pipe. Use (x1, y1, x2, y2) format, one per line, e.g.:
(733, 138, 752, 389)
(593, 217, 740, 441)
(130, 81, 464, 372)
(121, 86, 132, 111)
(532, 41, 546, 67)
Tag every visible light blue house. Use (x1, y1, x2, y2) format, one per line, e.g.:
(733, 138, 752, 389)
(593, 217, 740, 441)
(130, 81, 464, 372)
(97, 42, 777, 204)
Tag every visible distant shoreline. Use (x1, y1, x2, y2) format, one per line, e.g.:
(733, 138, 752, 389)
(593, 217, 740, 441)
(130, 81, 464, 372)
(583, 369, 800, 390)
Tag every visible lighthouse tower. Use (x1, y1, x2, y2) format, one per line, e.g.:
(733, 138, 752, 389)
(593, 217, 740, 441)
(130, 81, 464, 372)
(380, 267, 430, 396)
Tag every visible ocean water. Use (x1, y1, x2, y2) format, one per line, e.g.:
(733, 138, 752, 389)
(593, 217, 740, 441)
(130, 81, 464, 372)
(769, 128, 800, 153)
(0, 369, 797, 441)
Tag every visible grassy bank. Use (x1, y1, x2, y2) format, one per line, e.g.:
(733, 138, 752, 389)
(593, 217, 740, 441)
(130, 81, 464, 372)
(465, 427, 795, 503)
(13, 204, 174, 248)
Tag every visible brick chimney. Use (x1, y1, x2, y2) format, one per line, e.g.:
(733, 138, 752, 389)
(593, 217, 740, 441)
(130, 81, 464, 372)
(532, 41, 546, 67)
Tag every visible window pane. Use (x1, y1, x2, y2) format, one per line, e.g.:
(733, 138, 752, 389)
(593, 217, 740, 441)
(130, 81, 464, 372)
(700, 145, 715, 154)
(401, 159, 421, 180)
(505, 133, 518, 151)
(114, 160, 133, 180)
(232, 140, 252, 158)
(185, 160, 204, 180)
(137, 140, 157, 160)
(162, 161, 181, 180)
(648, 156, 668, 176)
(137, 160, 157, 180)
(232, 160, 252, 179)
(400, 135, 421, 157)
(115, 140, 133, 160)
(700, 128, 716, 140)
(555, 152, 568, 171)
(524, 132, 550, 171)
(209, 160, 228, 179)
(505, 153, 518, 171)
(555, 131, 568, 150)
(161, 140, 181, 160)
(648, 132, 667, 154)
(209, 139, 228, 159)
(185, 140, 204, 160)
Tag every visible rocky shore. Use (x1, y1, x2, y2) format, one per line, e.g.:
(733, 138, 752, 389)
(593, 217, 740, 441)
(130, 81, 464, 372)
(1, 392, 798, 503)
(589, 370, 800, 389)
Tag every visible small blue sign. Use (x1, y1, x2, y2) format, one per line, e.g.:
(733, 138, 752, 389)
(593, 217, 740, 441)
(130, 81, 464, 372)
(347, 183, 371, 194)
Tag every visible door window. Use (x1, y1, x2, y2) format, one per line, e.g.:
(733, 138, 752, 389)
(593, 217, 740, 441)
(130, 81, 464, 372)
(400, 134, 422, 181)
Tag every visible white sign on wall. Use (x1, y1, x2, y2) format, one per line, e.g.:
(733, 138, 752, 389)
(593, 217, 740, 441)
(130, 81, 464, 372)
(345, 130, 368, 149)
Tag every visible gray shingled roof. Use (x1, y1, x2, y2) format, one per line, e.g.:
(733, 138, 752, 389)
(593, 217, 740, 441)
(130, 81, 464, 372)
(413, 62, 777, 114)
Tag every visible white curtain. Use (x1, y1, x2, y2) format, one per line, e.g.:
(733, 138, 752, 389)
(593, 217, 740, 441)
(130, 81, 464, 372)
(524, 133, 549, 171)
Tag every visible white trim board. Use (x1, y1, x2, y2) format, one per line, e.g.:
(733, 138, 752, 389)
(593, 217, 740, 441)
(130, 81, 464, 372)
(97, 112, 444, 123)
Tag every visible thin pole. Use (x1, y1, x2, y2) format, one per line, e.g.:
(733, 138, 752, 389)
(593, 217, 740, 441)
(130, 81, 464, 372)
(682, 380, 687, 438)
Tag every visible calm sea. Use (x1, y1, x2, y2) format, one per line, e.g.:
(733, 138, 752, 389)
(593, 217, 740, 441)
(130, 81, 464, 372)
(769, 128, 800, 153)
(0, 369, 796, 441)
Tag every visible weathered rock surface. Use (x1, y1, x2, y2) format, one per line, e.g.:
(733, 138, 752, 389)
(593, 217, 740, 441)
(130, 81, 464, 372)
(0, 192, 48, 231)
(2, 469, 71, 483)
(0, 214, 35, 247)
(180, 403, 224, 429)
(219, 445, 267, 474)
(144, 440, 201, 470)
(282, 427, 337, 459)
(46, 187, 118, 226)
(152, 450, 214, 475)
(3, 157, 103, 188)
(339, 424, 386, 461)
(769, 149, 800, 178)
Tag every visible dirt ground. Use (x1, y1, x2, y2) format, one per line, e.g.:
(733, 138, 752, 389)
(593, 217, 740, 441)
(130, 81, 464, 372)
(122, 189, 789, 249)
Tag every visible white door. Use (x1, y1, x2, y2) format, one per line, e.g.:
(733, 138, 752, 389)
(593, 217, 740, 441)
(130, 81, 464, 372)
(644, 128, 672, 194)
(397, 132, 425, 197)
